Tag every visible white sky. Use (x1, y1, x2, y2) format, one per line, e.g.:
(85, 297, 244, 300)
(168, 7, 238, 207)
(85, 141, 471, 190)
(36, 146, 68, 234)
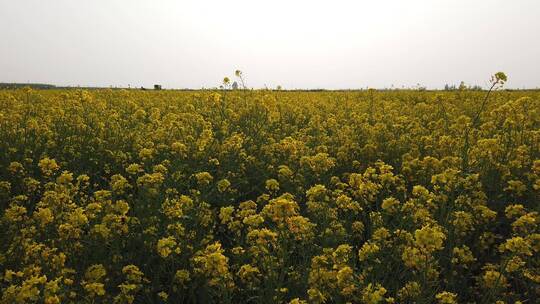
(1, 0, 539, 89)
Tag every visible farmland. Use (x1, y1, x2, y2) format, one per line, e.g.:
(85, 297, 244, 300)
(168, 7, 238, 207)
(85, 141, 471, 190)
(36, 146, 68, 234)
(1, 81, 539, 303)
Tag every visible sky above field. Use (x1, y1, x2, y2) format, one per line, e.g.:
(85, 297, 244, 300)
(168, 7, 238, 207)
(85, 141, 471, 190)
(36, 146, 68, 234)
(1, 0, 539, 89)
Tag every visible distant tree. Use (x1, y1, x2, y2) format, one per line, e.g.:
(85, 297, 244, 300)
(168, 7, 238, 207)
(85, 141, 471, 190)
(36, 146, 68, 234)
(444, 84, 458, 91)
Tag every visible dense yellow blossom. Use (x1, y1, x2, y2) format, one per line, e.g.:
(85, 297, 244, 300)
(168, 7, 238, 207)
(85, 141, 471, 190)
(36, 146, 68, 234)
(38, 157, 59, 176)
(157, 236, 179, 258)
(414, 225, 446, 252)
(435, 291, 458, 304)
(0, 87, 539, 303)
(361, 283, 387, 304)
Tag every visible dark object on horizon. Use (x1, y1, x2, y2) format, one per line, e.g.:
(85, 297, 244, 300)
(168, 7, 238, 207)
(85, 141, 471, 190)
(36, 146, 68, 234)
(154, 84, 162, 90)
(141, 87, 146, 90)
(232, 81, 239, 90)
(0, 83, 56, 89)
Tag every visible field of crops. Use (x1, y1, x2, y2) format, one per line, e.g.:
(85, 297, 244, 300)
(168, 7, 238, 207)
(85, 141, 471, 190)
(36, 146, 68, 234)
(1, 81, 539, 303)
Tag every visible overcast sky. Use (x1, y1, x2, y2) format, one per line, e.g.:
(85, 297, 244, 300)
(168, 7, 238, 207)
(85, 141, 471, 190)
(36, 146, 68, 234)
(1, 0, 539, 89)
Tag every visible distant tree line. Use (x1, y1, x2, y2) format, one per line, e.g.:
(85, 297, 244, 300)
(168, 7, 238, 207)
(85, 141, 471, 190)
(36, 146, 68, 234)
(0, 83, 57, 89)
(444, 81, 483, 91)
